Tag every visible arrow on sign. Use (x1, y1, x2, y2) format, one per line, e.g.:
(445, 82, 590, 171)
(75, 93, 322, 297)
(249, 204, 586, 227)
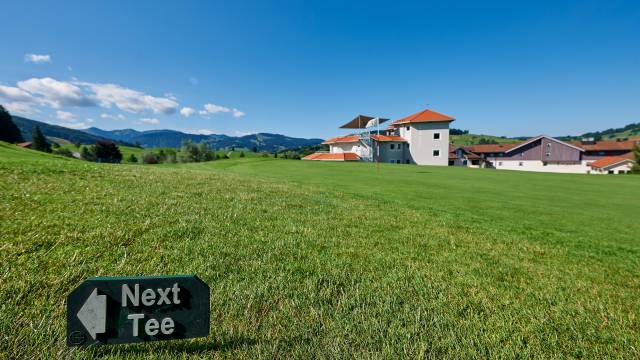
(76, 288, 106, 340)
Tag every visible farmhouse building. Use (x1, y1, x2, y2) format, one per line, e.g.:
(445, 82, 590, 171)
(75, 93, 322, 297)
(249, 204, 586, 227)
(303, 109, 453, 166)
(450, 136, 638, 174)
(304, 108, 637, 174)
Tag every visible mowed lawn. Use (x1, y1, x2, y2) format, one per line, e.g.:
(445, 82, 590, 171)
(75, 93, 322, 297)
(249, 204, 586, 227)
(1, 143, 639, 359)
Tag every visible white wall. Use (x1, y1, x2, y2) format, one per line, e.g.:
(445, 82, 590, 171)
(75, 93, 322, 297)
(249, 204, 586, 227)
(491, 160, 591, 174)
(591, 162, 634, 174)
(330, 143, 361, 155)
(399, 122, 450, 166)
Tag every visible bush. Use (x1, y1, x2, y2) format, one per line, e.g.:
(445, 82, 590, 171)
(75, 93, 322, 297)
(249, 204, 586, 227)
(52, 147, 74, 158)
(127, 154, 138, 163)
(141, 152, 159, 164)
(92, 141, 122, 163)
(179, 140, 214, 163)
(80, 146, 95, 161)
(239, 151, 245, 158)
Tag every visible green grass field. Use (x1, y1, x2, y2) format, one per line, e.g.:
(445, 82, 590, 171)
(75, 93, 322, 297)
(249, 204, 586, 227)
(1, 142, 639, 358)
(450, 134, 520, 146)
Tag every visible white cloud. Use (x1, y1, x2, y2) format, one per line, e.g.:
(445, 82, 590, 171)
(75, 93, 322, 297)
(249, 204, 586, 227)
(58, 121, 91, 129)
(4, 77, 178, 114)
(17, 77, 95, 108)
(79, 82, 179, 114)
(100, 113, 126, 120)
(204, 103, 231, 114)
(185, 129, 217, 135)
(180, 107, 196, 117)
(201, 103, 245, 118)
(0, 85, 35, 102)
(24, 53, 51, 63)
(56, 110, 76, 121)
(137, 118, 160, 125)
(3, 102, 37, 115)
(232, 109, 245, 118)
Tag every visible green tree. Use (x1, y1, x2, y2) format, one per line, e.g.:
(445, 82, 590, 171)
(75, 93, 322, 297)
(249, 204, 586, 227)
(80, 146, 95, 161)
(31, 126, 51, 152)
(180, 140, 199, 163)
(239, 151, 245, 158)
(127, 154, 138, 163)
(632, 144, 640, 174)
(0, 105, 24, 143)
(92, 141, 122, 163)
(252, 146, 258, 153)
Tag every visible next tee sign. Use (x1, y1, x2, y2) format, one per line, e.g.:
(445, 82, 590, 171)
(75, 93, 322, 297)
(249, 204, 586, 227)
(66, 275, 210, 346)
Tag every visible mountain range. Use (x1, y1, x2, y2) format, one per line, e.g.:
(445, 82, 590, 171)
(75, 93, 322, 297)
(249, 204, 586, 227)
(12, 116, 324, 151)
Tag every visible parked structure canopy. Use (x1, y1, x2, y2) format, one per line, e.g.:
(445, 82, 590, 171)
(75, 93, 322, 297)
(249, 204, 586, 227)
(339, 115, 389, 129)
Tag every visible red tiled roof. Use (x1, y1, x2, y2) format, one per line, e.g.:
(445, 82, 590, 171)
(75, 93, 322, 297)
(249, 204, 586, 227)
(464, 143, 519, 154)
(570, 139, 639, 152)
(391, 109, 455, 125)
(302, 152, 360, 161)
(589, 156, 635, 169)
(16, 142, 32, 148)
(370, 135, 407, 142)
(322, 135, 360, 144)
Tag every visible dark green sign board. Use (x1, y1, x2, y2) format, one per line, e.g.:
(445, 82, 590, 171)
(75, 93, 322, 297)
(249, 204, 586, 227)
(67, 275, 209, 346)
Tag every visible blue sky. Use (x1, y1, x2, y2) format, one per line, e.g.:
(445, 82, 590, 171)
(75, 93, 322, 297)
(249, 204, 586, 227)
(1, 0, 639, 139)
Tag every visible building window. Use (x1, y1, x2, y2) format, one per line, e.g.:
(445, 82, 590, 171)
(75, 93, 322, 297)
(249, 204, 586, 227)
(519, 162, 523, 166)
(498, 162, 503, 166)
(389, 160, 394, 164)
(406, 126, 410, 131)
(405, 143, 409, 148)
(396, 160, 401, 164)
(543, 161, 548, 166)
(433, 132, 441, 140)
(433, 150, 440, 157)
(390, 143, 395, 150)
(406, 159, 410, 164)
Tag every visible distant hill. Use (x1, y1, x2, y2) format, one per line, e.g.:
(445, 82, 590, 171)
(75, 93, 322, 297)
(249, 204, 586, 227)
(557, 122, 640, 142)
(83, 127, 324, 151)
(450, 134, 520, 146)
(11, 116, 133, 146)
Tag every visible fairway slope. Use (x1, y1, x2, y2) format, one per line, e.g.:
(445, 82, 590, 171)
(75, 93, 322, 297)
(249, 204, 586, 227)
(1, 144, 639, 358)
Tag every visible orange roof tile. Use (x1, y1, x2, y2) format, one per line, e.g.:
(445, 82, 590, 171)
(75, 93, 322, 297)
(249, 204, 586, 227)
(302, 152, 360, 161)
(322, 135, 360, 144)
(589, 156, 635, 169)
(570, 139, 639, 152)
(464, 143, 519, 153)
(391, 109, 455, 125)
(370, 135, 407, 142)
